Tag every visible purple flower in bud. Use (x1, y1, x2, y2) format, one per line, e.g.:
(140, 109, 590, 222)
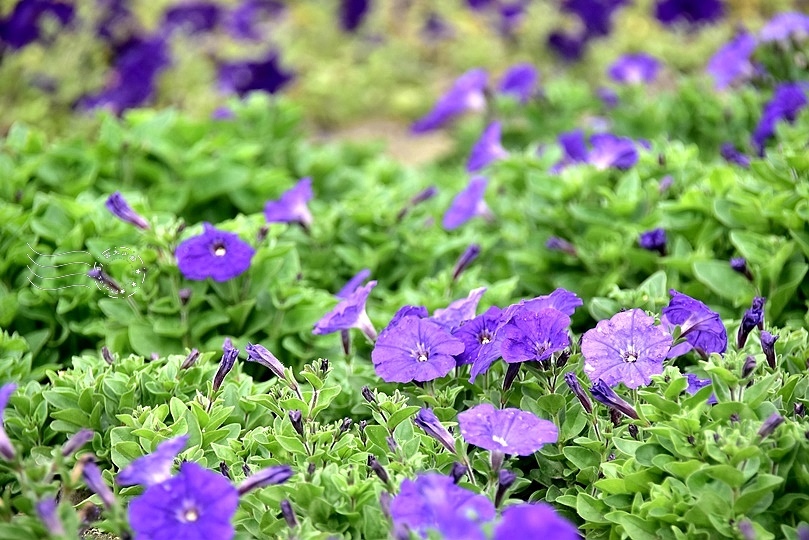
(280, 499, 297, 528)
(87, 267, 124, 296)
(730, 257, 753, 280)
(117, 435, 189, 487)
(101, 346, 114, 365)
(761, 331, 779, 369)
(213, 342, 239, 392)
(737, 297, 765, 348)
(361, 385, 376, 403)
(62, 428, 94, 457)
(452, 244, 481, 281)
(245, 343, 285, 379)
(313, 281, 378, 341)
(414, 408, 456, 454)
(546, 237, 577, 256)
(564, 372, 593, 414)
(638, 228, 667, 255)
(237, 464, 293, 495)
(659, 175, 673, 193)
(36, 498, 64, 536)
(739, 519, 755, 540)
(468, 122, 509, 173)
(218, 50, 294, 97)
(597, 87, 619, 108)
(0, 383, 17, 461)
(176, 223, 255, 282)
(757, 412, 784, 438)
(339, 0, 370, 32)
(367, 455, 390, 484)
(264, 177, 314, 230)
(105, 192, 150, 229)
(401, 185, 439, 218)
(81, 458, 116, 509)
(181, 349, 201, 370)
(498, 63, 538, 103)
(336, 268, 371, 299)
(742, 355, 757, 378)
(608, 54, 661, 85)
(179, 287, 192, 306)
(289, 410, 304, 437)
(412, 69, 488, 133)
(720, 143, 751, 168)
(495, 469, 517, 506)
(450, 462, 468, 484)
(590, 380, 639, 419)
(442, 177, 493, 230)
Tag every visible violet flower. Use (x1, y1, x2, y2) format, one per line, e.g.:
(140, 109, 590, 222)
(757, 412, 784, 438)
(390, 473, 495, 540)
(117, 435, 189, 487)
(761, 331, 779, 369)
(608, 54, 661, 85)
(497, 63, 538, 103)
(546, 237, 577, 256)
(597, 87, 619, 108)
(264, 177, 314, 230)
(226, 0, 284, 40)
(82, 459, 116, 509)
(547, 31, 586, 62)
(752, 83, 808, 156)
(499, 289, 583, 328)
(36, 498, 64, 536)
(458, 403, 558, 455)
(0, 383, 17, 461)
(129, 462, 239, 540)
(280, 499, 297, 528)
(414, 408, 456, 454)
(467, 122, 508, 173)
(237, 464, 293, 495)
(336, 268, 371, 298)
(313, 280, 378, 341)
(494, 503, 580, 540)
(638, 228, 667, 255)
(378, 305, 430, 341)
(563, 0, 628, 38)
(176, 223, 255, 282)
(432, 287, 487, 331)
(411, 69, 488, 133)
(720, 143, 751, 168)
(371, 316, 464, 383)
(244, 343, 285, 379)
(737, 296, 765, 348)
(730, 258, 753, 280)
(452, 244, 481, 281)
(339, 0, 370, 32)
(654, 0, 723, 27)
(706, 32, 757, 90)
(105, 192, 150, 229)
(684, 373, 718, 405)
(551, 129, 589, 171)
(500, 308, 571, 364)
(458, 306, 504, 379)
(162, 2, 221, 35)
(213, 341, 239, 392)
(564, 372, 593, 414)
(0, 0, 74, 50)
(218, 50, 294, 97)
(590, 380, 638, 419)
(662, 290, 727, 356)
(442, 177, 493, 230)
(62, 428, 94, 457)
(759, 12, 809, 43)
(582, 308, 672, 389)
(587, 133, 639, 170)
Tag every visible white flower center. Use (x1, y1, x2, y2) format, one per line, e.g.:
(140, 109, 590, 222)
(622, 345, 639, 363)
(214, 246, 226, 256)
(480, 336, 491, 344)
(492, 435, 508, 446)
(181, 505, 199, 523)
(417, 353, 428, 362)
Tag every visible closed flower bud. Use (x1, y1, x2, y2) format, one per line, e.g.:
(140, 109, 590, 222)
(237, 465, 293, 495)
(386, 436, 398, 453)
(414, 408, 456, 454)
(555, 349, 570, 369)
(101, 346, 114, 365)
(452, 244, 481, 281)
(62, 428, 94, 457)
(87, 267, 124, 296)
(80, 457, 116, 509)
(106, 192, 150, 229)
(449, 462, 468, 484)
(742, 355, 757, 378)
(213, 342, 239, 392)
(367, 455, 389, 484)
(760, 331, 779, 369)
(503, 363, 521, 392)
(289, 410, 304, 437)
(730, 258, 754, 281)
(591, 380, 639, 420)
(36, 498, 64, 536)
(358, 420, 368, 444)
(339, 417, 353, 433)
(178, 288, 192, 306)
(737, 297, 765, 349)
(795, 403, 805, 417)
(244, 343, 285, 379)
(361, 386, 376, 404)
(564, 372, 593, 414)
(495, 469, 517, 507)
(757, 412, 784, 439)
(180, 349, 201, 370)
(628, 424, 639, 439)
(280, 499, 297, 528)
(219, 461, 230, 479)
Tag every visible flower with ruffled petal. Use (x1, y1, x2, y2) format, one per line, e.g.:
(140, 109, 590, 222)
(759, 12, 809, 43)
(498, 64, 538, 103)
(412, 69, 488, 133)
(467, 122, 508, 173)
(432, 287, 487, 331)
(587, 133, 639, 170)
(456, 306, 504, 377)
(176, 223, 255, 282)
(737, 296, 765, 348)
(590, 380, 639, 418)
(117, 435, 189, 487)
(608, 54, 661, 85)
(245, 343, 285, 379)
(662, 290, 727, 356)
(500, 308, 570, 364)
(494, 503, 580, 540)
(313, 281, 378, 341)
(458, 403, 558, 455)
(442, 177, 492, 230)
(264, 177, 314, 230)
(336, 268, 371, 298)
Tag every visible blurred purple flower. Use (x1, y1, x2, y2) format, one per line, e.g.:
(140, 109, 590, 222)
(36, 498, 64, 536)
(498, 63, 538, 103)
(662, 290, 727, 356)
(162, 2, 221, 35)
(0, 0, 74, 49)
(176, 223, 255, 282)
(432, 287, 487, 331)
(752, 83, 808, 156)
(411, 69, 488, 133)
(563, 0, 628, 37)
(237, 464, 293, 495)
(458, 403, 558, 455)
(706, 32, 757, 89)
(390, 473, 495, 540)
(62, 428, 94, 457)
(245, 343, 286, 379)
(730, 257, 753, 280)
(759, 12, 809, 43)
(720, 143, 751, 167)
(546, 237, 577, 256)
(467, 0, 493, 10)
(590, 380, 639, 418)
(414, 408, 456, 453)
(313, 281, 378, 340)
(587, 133, 639, 170)
(82, 459, 115, 509)
(497, 1, 527, 36)
(218, 50, 294, 97)
(129, 462, 239, 540)
(608, 54, 661, 84)
(264, 177, 314, 229)
(597, 87, 619, 108)
(467, 121, 508, 172)
(226, 0, 284, 40)
(117, 435, 189, 487)
(371, 316, 464, 383)
(212, 106, 235, 120)
(582, 309, 672, 388)
(452, 244, 481, 281)
(737, 296, 765, 348)
(500, 308, 570, 364)
(494, 503, 580, 540)
(422, 12, 453, 42)
(0, 383, 17, 461)
(757, 412, 784, 438)
(547, 31, 586, 61)
(461, 306, 506, 379)
(655, 0, 724, 27)
(442, 177, 492, 230)
(760, 330, 778, 369)
(639, 228, 666, 255)
(336, 268, 371, 298)
(106, 192, 149, 229)
(339, 0, 371, 32)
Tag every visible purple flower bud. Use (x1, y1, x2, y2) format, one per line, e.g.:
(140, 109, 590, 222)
(730, 258, 753, 281)
(411, 186, 438, 206)
(379, 491, 392, 519)
(62, 428, 94, 457)
(449, 462, 468, 484)
(237, 464, 293, 495)
(742, 355, 757, 378)
(452, 244, 481, 281)
(81, 458, 116, 509)
(638, 228, 666, 256)
(796, 403, 806, 417)
(367, 455, 389, 484)
(590, 380, 639, 419)
(358, 420, 368, 443)
(244, 343, 286, 379)
(339, 417, 353, 433)
(101, 346, 114, 365)
(564, 372, 593, 414)
(213, 342, 239, 392)
(0, 383, 18, 461)
(609, 407, 622, 427)
(503, 363, 520, 393)
(495, 469, 517, 507)
(105, 192, 150, 229)
(761, 331, 779, 369)
(739, 519, 755, 540)
(36, 498, 64, 536)
(361, 386, 376, 404)
(658, 175, 673, 193)
(757, 412, 784, 438)
(628, 424, 639, 439)
(242, 463, 252, 476)
(289, 410, 304, 437)
(219, 461, 231, 479)
(737, 297, 765, 348)
(280, 499, 297, 528)
(386, 436, 398, 453)
(87, 267, 124, 296)
(414, 408, 456, 454)
(555, 349, 570, 369)
(546, 236, 577, 256)
(178, 288, 192, 306)
(180, 349, 201, 370)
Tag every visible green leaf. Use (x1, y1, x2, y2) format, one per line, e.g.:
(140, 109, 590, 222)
(385, 406, 420, 431)
(692, 260, 755, 304)
(605, 511, 659, 540)
(563, 447, 600, 469)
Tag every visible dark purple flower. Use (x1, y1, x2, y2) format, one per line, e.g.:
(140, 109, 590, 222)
(467, 122, 508, 173)
(557, 129, 589, 164)
(181, 349, 201, 370)
(458, 403, 558, 455)
(547, 31, 586, 62)
(564, 372, 593, 414)
(707, 32, 757, 89)
(582, 309, 672, 389)
(36, 497, 64, 536)
(105, 191, 150, 229)
(720, 143, 751, 168)
(546, 237, 577, 256)
(245, 343, 285, 379)
(597, 87, 619, 108)
(662, 290, 727, 356)
(498, 63, 538, 103)
(467, 0, 493, 10)
(313, 281, 378, 341)
(62, 428, 94, 457)
(336, 268, 371, 298)
(411, 69, 488, 133)
(494, 503, 580, 540)
(655, 0, 724, 27)
(639, 228, 666, 255)
(218, 50, 294, 97)
(501, 308, 571, 364)
(742, 355, 757, 378)
(390, 473, 495, 540)
(226, 0, 284, 40)
(761, 331, 779, 369)
(730, 258, 753, 280)
(175, 223, 255, 282)
(237, 464, 293, 495)
(162, 2, 221, 35)
(590, 380, 639, 419)
(737, 296, 765, 348)
(452, 244, 481, 281)
(213, 341, 239, 392)
(82, 459, 115, 509)
(0, 0, 74, 50)
(117, 435, 189, 487)
(339, 0, 370, 32)
(752, 83, 808, 155)
(0, 383, 17, 461)
(129, 462, 239, 540)
(608, 54, 661, 84)
(432, 287, 487, 331)
(264, 177, 314, 229)
(371, 316, 465, 383)
(414, 408, 456, 454)
(587, 133, 639, 170)
(442, 177, 492, 230)
(280, 499, 297, 528)
(757, 412, 784, 438)
(461, 306, 506, 380)
(563, 0, 628, 37)
(759, 12, 809, 43)
(497, 1, 527, 36)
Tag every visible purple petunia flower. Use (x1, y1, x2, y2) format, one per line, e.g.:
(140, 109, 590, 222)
(452, 244, 481, 281)
(414, 408, 456, 454)
(339, 0, 370, 32)
(730, 257, 754, 280)
(589, 380, 639, 418)
(501, 289, 583, 326)
(608, 54, 661, 85)
(494, 503, 580, 540)
(105, 192, 150, 229)
(129, 462, 239, 540)
(117, 435, 189, 487)
(378, 305, 430, 341)
(737, 296, 765, 348)
(758, 412, 784, 438)
(245, 342, 285, 379)
(390, 473, 495, 540)
(82, 459, 115, 509)
(662, 290, 727, 356)
(433, 287, 487, 331)
(226, 0, 284, 40)
(218, 50, 294, 97)
(176, 223, 255, 282)
(500, 308, 571, 364)
(497, 1, 528, 36)
(563, 0, 628, 38)
(684, 374, 718, 404)
(639, 228, 667, 255)
(0, 383, 17, 461)
(411, 69, 488, 133)
(313, 281, 378, 341)
(752, 83, 808, 156)
(720, 143, 751, 168)
(0, 0, 74, 50)
(36, 498, 64, 536)
(547, 31, 586, 62)
(581, 309, 672, 389)
(759, 12, 809, 43)
(587, 133, 639, 170)
(162, 2, 221, 35)
(457, 306, 504, 378)
(655, 0, 724, 27)
(597, 87, 619, 108)
(336, 268, 371, 298)
(62, 428, 94, 457)
(706, 32, 757, 90)
(442, 177, 493, 230)
(458, 403, 558, 455)
(371, 316, 465, 383)
(264, 177, 314, 230)
(498, 63, 538, 103)
(467, 122, 508, 173)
